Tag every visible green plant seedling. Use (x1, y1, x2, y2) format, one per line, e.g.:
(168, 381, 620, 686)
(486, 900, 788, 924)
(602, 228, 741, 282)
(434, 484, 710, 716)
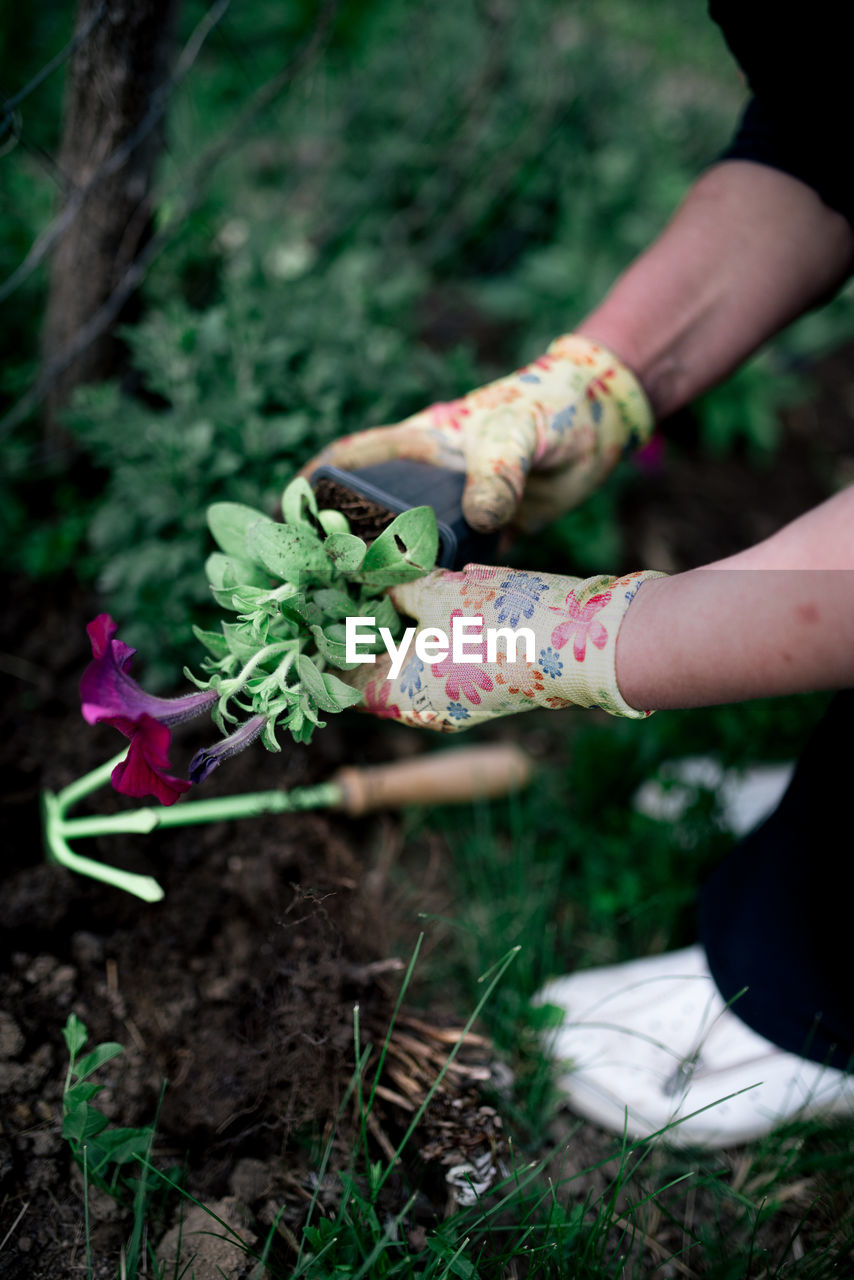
(61, 1012, 155, 1201)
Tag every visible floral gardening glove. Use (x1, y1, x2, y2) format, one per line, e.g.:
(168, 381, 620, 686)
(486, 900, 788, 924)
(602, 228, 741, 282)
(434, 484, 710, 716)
(346, 564, 665, 732)
(303, 334, 653, 534)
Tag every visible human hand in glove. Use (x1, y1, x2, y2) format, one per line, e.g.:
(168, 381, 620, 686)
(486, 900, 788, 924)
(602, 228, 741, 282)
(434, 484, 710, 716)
(302, 334, 653, 534)
(345, 563, 664, 732)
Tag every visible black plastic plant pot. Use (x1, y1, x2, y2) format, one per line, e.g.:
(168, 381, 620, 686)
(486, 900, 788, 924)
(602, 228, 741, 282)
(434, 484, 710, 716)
(309, 459, 499, 571)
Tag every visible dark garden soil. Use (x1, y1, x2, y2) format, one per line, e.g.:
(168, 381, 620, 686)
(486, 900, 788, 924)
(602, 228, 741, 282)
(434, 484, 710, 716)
(1, 346, 853, 1278)
(0, 579, 509, 1279)
(311, 477, 400, 543)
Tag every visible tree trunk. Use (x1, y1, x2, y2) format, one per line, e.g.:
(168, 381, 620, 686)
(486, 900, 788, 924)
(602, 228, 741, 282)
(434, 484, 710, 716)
(43, 0, 178, 432)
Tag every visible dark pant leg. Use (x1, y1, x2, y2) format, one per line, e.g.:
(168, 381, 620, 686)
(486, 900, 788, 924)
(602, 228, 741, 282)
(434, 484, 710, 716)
(700, 691, 854, 1071)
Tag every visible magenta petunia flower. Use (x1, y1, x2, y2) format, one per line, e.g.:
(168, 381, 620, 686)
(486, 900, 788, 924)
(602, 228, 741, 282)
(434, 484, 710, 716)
(188, 714, 267, 784)
(110, 714, 193, 805)
(80, 614, 217, 805)
(81, 615, 217, 730)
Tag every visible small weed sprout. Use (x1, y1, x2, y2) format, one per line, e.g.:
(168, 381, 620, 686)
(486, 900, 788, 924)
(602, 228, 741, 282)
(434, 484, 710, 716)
(61, 1012, 155, 1202)
(61, 1013, 182, 1279)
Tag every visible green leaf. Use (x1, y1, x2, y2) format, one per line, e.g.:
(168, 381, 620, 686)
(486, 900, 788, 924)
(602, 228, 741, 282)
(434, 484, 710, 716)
(210, 587, 242, 612)
(64, 1082, 104, 1111)
(90, 1126, 154, 1169)
(526, 1001, 568, 1031)
(309, 623, 358, 669)
(63, 1102, 111, 1143)
(208, 554, 272, 611)
(322, 671, 362, 710)
(285, 703, 318, 744)
(324, 532, 366, 572)
(81, 1140, 117, 1180)
(62, 1013, 88, 1059)
(73, 1042, 124, 1082)
(193, 625, 230, 660)
(208, 502, 275, 558)
(246, 519, 329, 585)
(313, 587, 358, 620)
(230, 586, 278, 614)
(222, 621, 261, 663)
(281, 477, 320, 527)
(318, 508, 350, 535)
(295, 654, 342, 712)
(296, 694, 322, 738)
(363, 592, 400, 635)
(280, 591, 325, 629)
(426, 1237, 479, 1278)
(355, 507, 438, 586)
(205, 552, 269, 591)
(205, 553, 230, 590)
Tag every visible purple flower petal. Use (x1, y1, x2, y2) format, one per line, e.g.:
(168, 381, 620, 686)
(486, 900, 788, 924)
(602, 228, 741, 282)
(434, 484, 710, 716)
(80, 614, 218, 806)
(81, 613, 217, 729)
(189, 714, 267, 785)
(111, 714, 192, 806)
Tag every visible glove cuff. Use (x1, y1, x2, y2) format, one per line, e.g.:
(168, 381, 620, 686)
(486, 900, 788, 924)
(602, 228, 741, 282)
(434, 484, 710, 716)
(545, 333, 655, 455)
(549, 570, 666, 719)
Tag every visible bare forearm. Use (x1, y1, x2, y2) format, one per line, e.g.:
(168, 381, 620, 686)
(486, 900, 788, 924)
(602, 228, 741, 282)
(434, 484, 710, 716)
(616, 487, 854, 709)
(577, 161, 854, 418)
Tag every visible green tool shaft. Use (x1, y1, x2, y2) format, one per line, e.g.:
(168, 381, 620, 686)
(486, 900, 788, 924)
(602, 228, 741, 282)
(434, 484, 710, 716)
(43, 742, 532, 901)
(56, 754, 124, 811)
(60, 781, 343, 838)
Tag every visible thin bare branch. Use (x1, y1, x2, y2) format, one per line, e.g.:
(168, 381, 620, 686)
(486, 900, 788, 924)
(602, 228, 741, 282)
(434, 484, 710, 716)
(0, 3, 107, 121)
(0, 0, 231, 308)
(0, 0, 340, 438)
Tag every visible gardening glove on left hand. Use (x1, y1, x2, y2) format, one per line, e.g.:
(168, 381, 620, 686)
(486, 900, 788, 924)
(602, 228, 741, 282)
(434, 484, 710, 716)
(302, 334, 653, 534)
(347, 564, 665, 732)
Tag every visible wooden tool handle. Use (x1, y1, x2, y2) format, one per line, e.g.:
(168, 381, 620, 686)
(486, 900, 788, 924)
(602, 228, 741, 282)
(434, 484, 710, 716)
(332, 743, 532, 816)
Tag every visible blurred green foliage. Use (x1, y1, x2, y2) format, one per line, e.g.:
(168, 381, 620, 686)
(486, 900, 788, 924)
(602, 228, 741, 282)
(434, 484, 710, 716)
(63, 253, 450, 677)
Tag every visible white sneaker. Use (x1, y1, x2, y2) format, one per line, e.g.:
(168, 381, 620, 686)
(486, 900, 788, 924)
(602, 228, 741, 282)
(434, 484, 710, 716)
(535, 946, 854, 1148)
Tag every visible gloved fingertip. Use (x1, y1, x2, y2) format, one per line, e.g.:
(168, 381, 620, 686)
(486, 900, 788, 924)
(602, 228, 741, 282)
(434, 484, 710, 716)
(308, 427, 408, 476)
(462, 478, 518, 533)
(387, 579, 425, 618)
